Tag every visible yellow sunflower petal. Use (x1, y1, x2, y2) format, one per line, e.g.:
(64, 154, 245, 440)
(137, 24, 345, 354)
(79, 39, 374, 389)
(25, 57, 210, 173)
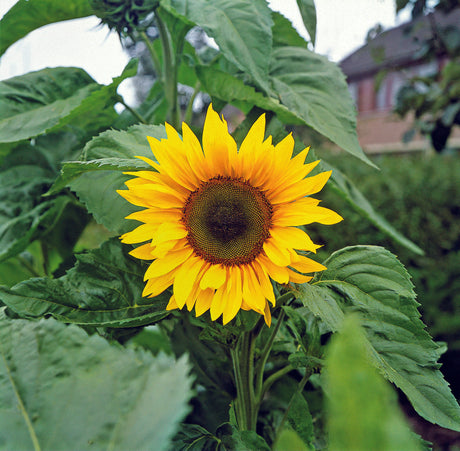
(152, 222, 188, 245)
(222, 267, 243, 324)
(144, 247, 193, 280)
(166, 295, 178, 311)
(200, 264, 227, 290)
(263, 301, 272, 327)
(129, 243, 155, 260)
(210, 284, 227, 321)
(143, 270, 175, 297)
(263, 237, 291, 266)
(173, 256, 205, 309)
(257, 254, 289, 284)
(289, 254, 327, 274)
(121, 223, 158, 244)
(242, 265, 265, 312)
(269, 170, 332, 205)
(269, 226, 319, 253)
(287, 269, 313, 284)
(195, 288, 214, 317)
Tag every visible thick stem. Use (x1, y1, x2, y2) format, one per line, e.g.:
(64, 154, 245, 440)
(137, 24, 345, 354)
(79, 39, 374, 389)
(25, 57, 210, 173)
(231, 331, 257, 431)
(155, 9, 179, 129)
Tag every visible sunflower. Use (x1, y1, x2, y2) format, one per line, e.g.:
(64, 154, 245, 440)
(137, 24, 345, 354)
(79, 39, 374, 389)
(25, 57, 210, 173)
(118, 105, 342, 326)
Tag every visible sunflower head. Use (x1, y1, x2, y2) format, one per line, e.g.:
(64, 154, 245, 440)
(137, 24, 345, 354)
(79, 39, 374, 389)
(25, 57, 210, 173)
(118, 105, 342, 326)
(90, 0, 158, 35)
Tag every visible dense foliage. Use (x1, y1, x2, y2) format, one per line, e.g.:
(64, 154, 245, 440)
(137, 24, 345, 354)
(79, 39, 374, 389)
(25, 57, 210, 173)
(0, 1, 459, 450)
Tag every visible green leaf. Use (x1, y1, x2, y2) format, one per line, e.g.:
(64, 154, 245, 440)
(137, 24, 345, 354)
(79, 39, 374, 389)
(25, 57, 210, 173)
(0, 310, 192, 451)
(296, 0, 317, 46)
(0, 238, 171, 327)
(161, 0, 273, 94)
(196, 65, 302, 125)
(0, 132, 83, 262)
(274, 427, 310, 451)
(0, 0, 93, 56)
(272, 12, 308, 48)
(0, 61, 137, 144)
(294, 246, 460, 432)
(0, 67, 96, 143)
(326, 315, 421, 451)
(269, 46, 376, 167)
(217, 423, 271, 451)
(285, 394, 314, 448)
(64, 124, 166, 233)
(323, 160, 424, 255)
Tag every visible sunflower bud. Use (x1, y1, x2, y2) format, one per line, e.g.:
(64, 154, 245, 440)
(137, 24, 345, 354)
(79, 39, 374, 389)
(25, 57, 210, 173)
(90, 0, 159, 35)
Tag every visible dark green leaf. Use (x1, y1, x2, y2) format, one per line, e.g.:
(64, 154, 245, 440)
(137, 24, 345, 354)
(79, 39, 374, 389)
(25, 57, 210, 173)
(296, 0, 317, 46)
(0, 0, 93, 56)
(0, 67, 96, 143)
(323, 160, 424, 255)
(172, 424, 220, 450)
(295, 246, 460, 431)
(0, 310, 192, 451)
(269, 46, 375, 167)
(217, 423, 271, 451)
(0, 61, 137, 144)
(286, 394, 314, 448)
(326, 315, 421, 451)
(0, 132, 83, 262)
(161, 0, 273, 94)
(0, 238, 171, 327)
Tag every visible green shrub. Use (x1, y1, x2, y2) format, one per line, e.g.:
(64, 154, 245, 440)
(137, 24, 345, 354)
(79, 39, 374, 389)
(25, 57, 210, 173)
(312, 151, 460, 394)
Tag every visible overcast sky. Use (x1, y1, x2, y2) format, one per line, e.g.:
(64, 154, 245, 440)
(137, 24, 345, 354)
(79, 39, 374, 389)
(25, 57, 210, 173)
(0, 1, 410, 90)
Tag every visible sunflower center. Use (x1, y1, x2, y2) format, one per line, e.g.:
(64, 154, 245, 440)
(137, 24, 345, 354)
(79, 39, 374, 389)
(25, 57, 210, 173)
(182, 176, 272, 266)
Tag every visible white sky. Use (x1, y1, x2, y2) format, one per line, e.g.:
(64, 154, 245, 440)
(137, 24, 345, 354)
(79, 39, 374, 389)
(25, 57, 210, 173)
(0, 0, 410, 91)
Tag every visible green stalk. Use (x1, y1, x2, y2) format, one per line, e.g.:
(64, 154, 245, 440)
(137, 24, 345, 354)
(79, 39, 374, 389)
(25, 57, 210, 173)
(231, 331, 258, 431)
(140, 30, 162, 77)
(155, 9, 178, 129)
(254, 308, 286, 400)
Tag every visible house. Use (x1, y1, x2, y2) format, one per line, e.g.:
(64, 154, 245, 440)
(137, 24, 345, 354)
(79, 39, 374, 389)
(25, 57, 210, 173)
(340, 8, 460, 153)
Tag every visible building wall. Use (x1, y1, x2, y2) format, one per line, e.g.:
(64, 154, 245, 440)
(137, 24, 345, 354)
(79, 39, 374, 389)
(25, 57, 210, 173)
(350, 61, 460, 153)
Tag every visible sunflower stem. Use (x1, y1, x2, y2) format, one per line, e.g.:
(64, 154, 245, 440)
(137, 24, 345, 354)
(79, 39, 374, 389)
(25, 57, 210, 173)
(231, 331, 258, 431)
(155, 8, 177, 128)
(254, 309, 286, 402)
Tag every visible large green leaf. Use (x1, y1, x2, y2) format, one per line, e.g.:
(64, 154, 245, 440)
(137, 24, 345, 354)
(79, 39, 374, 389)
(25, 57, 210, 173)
(295, 246, 460, 431)
(0, 61, 137, 144)
(326, 315, 421, 451)
(269, 46, 375, 167)
(161, 0, 273, 94)
(0, 310, 192, 451)
(64, 124, 166, 233)
(0, 0, 93, 56)
(0, 67, 96, 143)
(0, 132, 83, 262)
(0, 238, 170, 327)
(271, 12, 308, 49)
(323, 160, 424, 255)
